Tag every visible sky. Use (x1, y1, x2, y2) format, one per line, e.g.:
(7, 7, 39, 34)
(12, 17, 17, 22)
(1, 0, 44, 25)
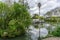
(0, 0, 60, 16)
(28, 0, 60, 16)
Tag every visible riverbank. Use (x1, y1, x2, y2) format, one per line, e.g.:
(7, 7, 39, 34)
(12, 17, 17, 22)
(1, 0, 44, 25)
(43, 37, 60, 40)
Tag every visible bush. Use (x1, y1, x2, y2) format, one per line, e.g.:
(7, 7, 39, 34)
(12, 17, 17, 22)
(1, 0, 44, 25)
(0, 2, 31, 38)
(52, 25, 60, 37)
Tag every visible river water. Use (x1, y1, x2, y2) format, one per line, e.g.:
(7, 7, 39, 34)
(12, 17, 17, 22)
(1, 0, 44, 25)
(0, 23, 58, 40)
(0, 35, 28, 40)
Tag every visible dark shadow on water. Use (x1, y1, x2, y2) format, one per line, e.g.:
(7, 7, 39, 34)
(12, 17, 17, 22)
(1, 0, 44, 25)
(0, 34, 28, 40)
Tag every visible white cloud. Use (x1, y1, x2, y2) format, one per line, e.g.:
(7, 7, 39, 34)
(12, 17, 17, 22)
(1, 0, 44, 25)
(28, 0, 60, 16)
(40, 0, 58, 14)
(0, 0, 60, 16)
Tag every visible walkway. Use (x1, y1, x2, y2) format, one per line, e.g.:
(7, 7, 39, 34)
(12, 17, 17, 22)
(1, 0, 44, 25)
(43, 37, 60, 40)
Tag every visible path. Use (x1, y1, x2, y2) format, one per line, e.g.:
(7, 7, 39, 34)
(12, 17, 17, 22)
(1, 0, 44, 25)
(43, 37, 60, 40)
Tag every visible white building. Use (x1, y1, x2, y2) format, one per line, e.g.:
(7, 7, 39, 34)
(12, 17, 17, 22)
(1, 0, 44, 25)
(44, 7, 60, 17)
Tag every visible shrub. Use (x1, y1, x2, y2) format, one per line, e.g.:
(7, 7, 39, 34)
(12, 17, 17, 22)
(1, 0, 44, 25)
(0, 2, 31, 38)
(52, 25, 60, 37)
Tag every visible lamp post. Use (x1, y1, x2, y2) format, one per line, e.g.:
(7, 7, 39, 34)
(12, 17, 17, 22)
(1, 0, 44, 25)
(37, 2, 41, 40)
(32, 2, 43, 40)
(38, 3, 41, 16)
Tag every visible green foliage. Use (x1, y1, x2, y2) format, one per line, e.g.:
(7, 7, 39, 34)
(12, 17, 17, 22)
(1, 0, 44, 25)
(32, 14, 40, 19)
(52, 25, 60, 37)
(0, 2, 9, 29)
(45, 16, 60, 23)
(0, 2, 31, 38)
(32, 14, 44, 20)
(39, 16, 44, 20)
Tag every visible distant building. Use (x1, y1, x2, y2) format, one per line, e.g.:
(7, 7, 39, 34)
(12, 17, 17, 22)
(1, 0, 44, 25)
(44, 7, 60, 18)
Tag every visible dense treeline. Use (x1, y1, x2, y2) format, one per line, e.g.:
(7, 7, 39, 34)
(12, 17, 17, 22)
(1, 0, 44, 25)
(32, 14, 60, 23)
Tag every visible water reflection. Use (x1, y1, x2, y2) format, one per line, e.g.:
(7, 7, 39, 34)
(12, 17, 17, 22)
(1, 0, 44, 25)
(0, 23, 57, 40)
(0, 35, 27, 40)
(27, 25, 48, 40)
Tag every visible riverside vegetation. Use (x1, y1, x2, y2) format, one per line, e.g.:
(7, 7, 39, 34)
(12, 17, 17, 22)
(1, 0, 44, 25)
(0, 2, 31, 38)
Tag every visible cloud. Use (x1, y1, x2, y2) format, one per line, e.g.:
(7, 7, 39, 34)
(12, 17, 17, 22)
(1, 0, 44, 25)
(0, 0, 60, 16)
(28, 0, 60, 16)
(40, 0, 58, 14)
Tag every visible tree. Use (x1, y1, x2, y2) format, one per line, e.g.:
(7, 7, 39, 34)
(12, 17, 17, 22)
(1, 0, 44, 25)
(0, 2, 31, 37)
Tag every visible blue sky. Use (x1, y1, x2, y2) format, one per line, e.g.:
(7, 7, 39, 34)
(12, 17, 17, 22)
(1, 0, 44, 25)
(0, 0, 60, 16)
